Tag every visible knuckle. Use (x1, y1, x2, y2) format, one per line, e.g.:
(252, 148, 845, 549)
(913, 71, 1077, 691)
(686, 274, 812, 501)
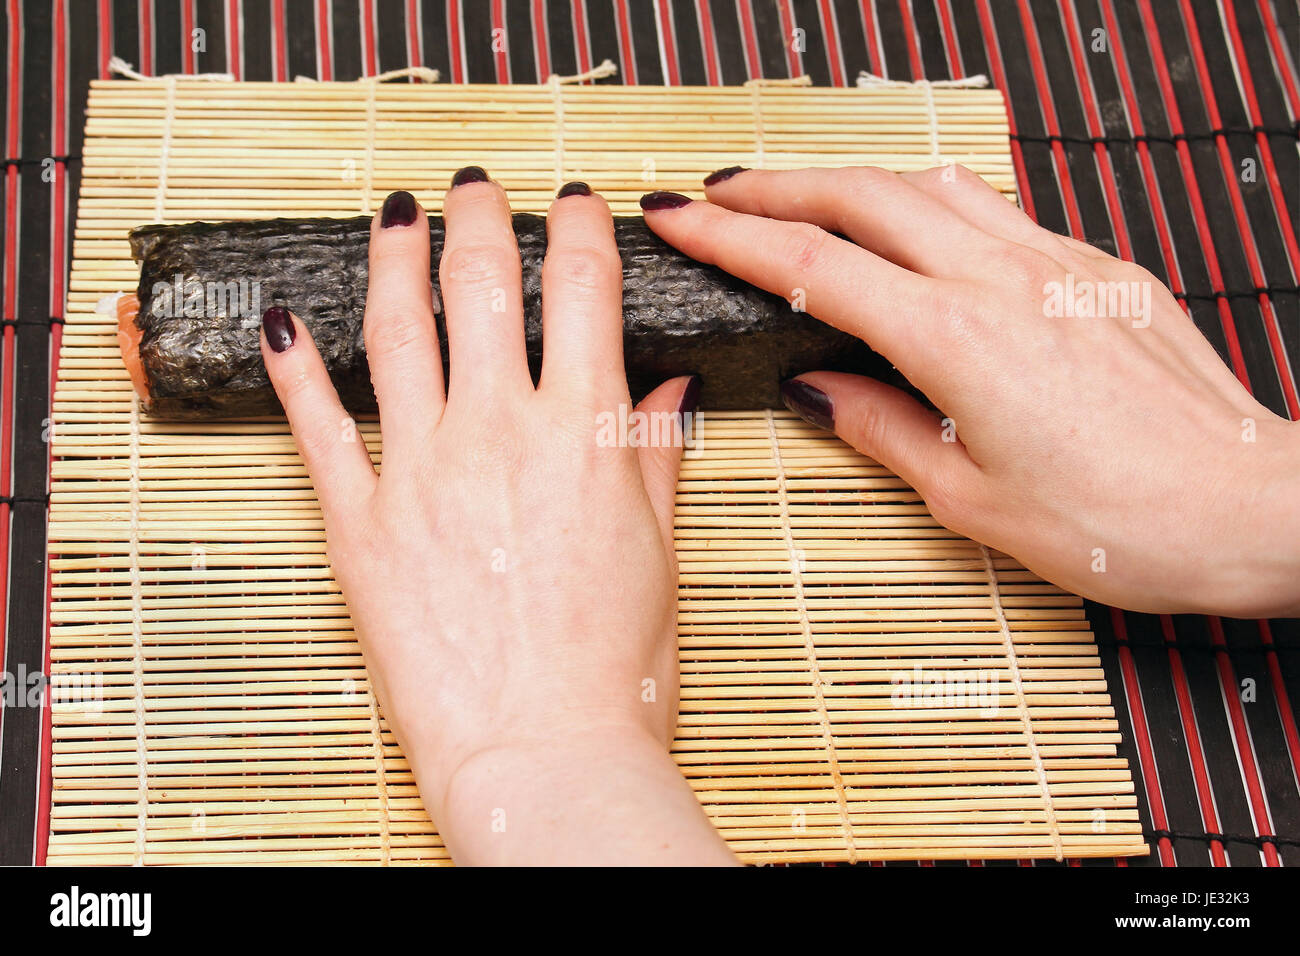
(781, 222, 833, 273)
(439, 241, 517, 290)
(994, 241, 1058, 288)
(544, 243, 619, 293)
(364, 310, 430, 362)
(922, 475, 967, 530)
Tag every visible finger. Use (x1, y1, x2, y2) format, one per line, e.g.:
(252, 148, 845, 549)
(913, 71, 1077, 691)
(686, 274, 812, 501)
(699, 165, 993, 278)
(439, 166, 532, 404)
(640, 192, 941, 361)
(539, 182, 626, 406)
(365, 190, 446, 457)
(634, 375, 699, 553)
(261, 307, 378, 516)
(780, 371, 983, 528)
(900, 164, 1109, 261)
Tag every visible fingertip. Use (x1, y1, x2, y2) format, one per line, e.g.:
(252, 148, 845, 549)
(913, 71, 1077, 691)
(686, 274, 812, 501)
(377, 190, 421, 229)
(261, 306, 299, 355)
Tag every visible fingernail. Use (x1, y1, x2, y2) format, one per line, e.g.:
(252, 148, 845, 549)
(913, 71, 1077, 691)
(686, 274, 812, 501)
(704, 166, 746, 186)
(639, 191, 692, 211)
(677, 375, 702, 416)
(781, 379, 833, 430)
(451, 165, 489, 188)
(262, 307, 296, 353)
(557, 181, 592, 198)
(380, 190, 418, 228)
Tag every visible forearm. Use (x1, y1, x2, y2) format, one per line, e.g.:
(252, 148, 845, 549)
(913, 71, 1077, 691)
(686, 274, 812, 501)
(418, 726, 738, 866)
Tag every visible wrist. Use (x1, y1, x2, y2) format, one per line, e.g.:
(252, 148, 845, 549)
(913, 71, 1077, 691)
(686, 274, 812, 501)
(415, 719, 735, 865)
(1213, 421, 1300, 618)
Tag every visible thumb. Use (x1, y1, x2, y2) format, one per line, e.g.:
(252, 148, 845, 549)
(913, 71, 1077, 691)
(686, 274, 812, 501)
(780, 372, 980, 524)
(634, 374, 700, 552)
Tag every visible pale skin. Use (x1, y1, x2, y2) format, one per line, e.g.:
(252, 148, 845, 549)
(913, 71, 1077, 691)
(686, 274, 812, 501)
(260, 165, 1300, 866)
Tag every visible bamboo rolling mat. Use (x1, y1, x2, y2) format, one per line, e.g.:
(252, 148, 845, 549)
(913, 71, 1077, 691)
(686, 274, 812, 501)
(46, 76, 1146, 864)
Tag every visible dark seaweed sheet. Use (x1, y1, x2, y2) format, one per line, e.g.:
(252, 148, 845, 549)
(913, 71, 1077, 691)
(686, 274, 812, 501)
(130, 214, 891, 417)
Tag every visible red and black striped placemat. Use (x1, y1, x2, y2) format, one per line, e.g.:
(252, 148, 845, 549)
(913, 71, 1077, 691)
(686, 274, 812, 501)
(1, 0, 1296, 867)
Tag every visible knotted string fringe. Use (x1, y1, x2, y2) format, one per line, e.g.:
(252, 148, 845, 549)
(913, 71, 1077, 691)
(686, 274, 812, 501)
(742, 75, 813, 167)
(548, 60, 619, 189)
(855, 71, 990, 88)
(109, 56, 234, 82)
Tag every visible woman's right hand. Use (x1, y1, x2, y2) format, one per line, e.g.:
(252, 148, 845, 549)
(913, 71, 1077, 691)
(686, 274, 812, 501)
(642, 166, 1300, 618)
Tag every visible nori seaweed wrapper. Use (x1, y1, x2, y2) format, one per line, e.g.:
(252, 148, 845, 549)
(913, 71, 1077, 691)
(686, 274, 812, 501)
(128, 214, 892, 417)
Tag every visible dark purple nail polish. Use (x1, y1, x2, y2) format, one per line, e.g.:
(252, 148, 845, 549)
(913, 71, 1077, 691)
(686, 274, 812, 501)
(557, 181, 592, 198)
(677, 375, 702, 417)
(704, 166, 746, 186)
(451, 165, 489, 188)
(639, 191, 692, 211)
(781, 379, 833, 430)
(262, 307, 296, 353)
(380, 190, 418, 228)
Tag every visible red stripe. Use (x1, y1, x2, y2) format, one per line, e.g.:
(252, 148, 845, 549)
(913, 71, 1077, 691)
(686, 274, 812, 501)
(861, 0, 883, 75)
(896, 0, 923, 79)
(571, 0, 591, 74)
(227, 0, 241, 79)
(1111, 609, 1176, 865)
(816, 0, 845, 86)
(316, 0, 332, 80)
(97, 0, 111, 77)
(361, 0, 376, 76)
(696, 0, 720, 86)
(531, 0, 549, 79)
(182, 0, 194, 73)
(37, 0, 72, 867)
(140, 0, 153, 74)
(1161, 616, 1227, 865)
(973, 0, 1037, 221)
(1255, 0, 1300, 116)
(492, 0, 510, 83)
(736, 0, 761, 79)
(406, 0, 422, 73)
(614, 0, 636, 84)
(1258, 620, 1300, 794)
(271, 0, 286, 81)
(655, 0, 679, 86)
(778, 0, 801, 77)
(0, 0, 22, 761)
(447, 0, 463, 83)
(936, 0, 962, 77)
(1171, 0, 1298, 418)
(1207, 618, 1280, 865)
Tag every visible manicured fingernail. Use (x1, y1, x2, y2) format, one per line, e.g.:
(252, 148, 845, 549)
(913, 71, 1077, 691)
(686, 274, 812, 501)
(380, 190, 418, 228)
(639, 191, 692, 211)
(262, 307, 296, 353)
(781, 379, 833, 430)
(451, 165, 489, 188)
(557, 181, 592, 198)
(677, 375, 702, 416)
(704, 166, 746, 186)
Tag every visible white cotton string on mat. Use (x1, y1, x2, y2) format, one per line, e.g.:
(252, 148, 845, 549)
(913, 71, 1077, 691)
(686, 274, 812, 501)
(742, 74, 812, 169)
(547, 59, 618, 192)
(128, 397, 148, 865)
(765, 411, 860, 863)
(367, 688, 392, 864)
(292, 68, 444, 213)
(855, 72, 990, 169)
(980, 543, 1065, 861)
